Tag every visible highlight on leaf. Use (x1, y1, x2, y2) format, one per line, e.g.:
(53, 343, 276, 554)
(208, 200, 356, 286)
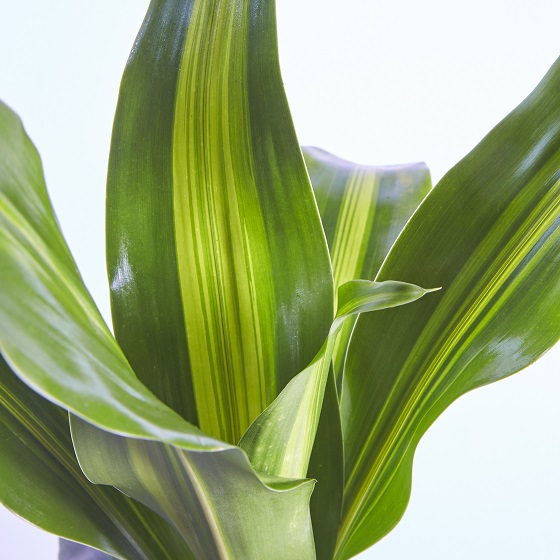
(0, 1, 558, 559)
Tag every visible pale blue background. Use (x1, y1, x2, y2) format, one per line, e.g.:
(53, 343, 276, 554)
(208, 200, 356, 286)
(0, 1, 559, 558)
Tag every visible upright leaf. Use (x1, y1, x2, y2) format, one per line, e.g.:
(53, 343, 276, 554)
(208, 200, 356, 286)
(304, 147, 431, 386)
(107, 0, 334, 444)
(240, 280, 437, 560)
(0, 99, 316, 559)
(303, 149, 430, 558)
(336, 57, 560, 559)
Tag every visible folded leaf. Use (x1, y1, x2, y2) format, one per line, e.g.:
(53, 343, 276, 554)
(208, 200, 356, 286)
(336, 56, 560, 559)
(0, 356, 189, 560)
(72, 418, 315, 560)
(107, 0, 334, 445)
(304, 147, 431, 385)
(240, 280, 437, 479)
(0, 99, 316, 558)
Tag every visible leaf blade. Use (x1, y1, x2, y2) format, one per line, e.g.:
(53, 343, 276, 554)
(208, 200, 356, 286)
(304, 147, 431, 385)
(336, 56, 560, 559)
(107, 0, 334, 445)
(0, 356, 190, 560)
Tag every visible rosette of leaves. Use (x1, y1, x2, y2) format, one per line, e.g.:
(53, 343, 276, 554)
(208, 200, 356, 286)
(0, 1, 559, 559)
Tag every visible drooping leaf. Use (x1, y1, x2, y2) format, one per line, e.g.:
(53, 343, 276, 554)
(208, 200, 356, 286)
(0, 99, 316, 558)
(72, 418, 315, 560)
(0, 356, 189, 560)
(336, 56, 560, 559)
(107, 0, 334, 445)
(240, 280, 438, 479)
(304, 147, 431, 385)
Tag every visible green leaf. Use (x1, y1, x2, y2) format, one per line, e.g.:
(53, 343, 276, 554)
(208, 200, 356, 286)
(240, 280, 437, 479)
(0, 99, 217, 449)
(304, 147, 431, 386)
(0, 356, 189, 560)
(72, 418, 315, 560)
(303, 151, 429, 559)
(307, 368, 343, 560)
(0, 99, 316, 558)
(304, 147, 431, 287)
(107, 0, 334, 445)
(336, 57, 560, 559)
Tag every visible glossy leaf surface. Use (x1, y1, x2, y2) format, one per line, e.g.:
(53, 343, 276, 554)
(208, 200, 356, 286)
(0, 99, 316, 558)
(303, 151, 430, 558)
(107, 0, 333, 445)
(240, 281, 437, 479)
(304, 147, 431, 384)
(0, 356, 189, 560)
(336, 56, 560, 559)
(73, 418, 315, 560)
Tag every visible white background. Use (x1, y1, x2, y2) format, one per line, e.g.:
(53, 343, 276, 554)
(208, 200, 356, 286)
(0, 1, 559, 558)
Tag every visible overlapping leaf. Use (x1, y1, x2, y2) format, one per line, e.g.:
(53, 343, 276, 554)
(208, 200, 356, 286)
(303, 147, 431, 558)
(240, 280, 437, 479)
(0, 356, 188, 560)
(304, 147, 431, 384)
(72, 418, 314, 560)
(107, 0, 334, 445)
(0, 98, 315, 558)
(336, 57, 560, 559)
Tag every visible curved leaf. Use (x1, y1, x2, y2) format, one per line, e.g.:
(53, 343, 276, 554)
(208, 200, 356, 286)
(336, 56, 560, 559)
(0, 100, 316, 558)
(304, 147, 431, 385)
(72, 418, 315, 560)
(107, 0, 334, 445)
(0, 99, 218, 450)
(303, 150, 430, 559)
(240, 280, 438, 479)
(0, 357, 189, 560)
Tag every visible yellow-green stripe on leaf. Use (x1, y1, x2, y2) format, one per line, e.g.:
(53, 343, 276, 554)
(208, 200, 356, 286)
(0, 358, 189, 560)
(240, 280, 437, 479)
(304, 147, 431, 386)
(108, 0, 334, 445)
(337, 56, 560, 560)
